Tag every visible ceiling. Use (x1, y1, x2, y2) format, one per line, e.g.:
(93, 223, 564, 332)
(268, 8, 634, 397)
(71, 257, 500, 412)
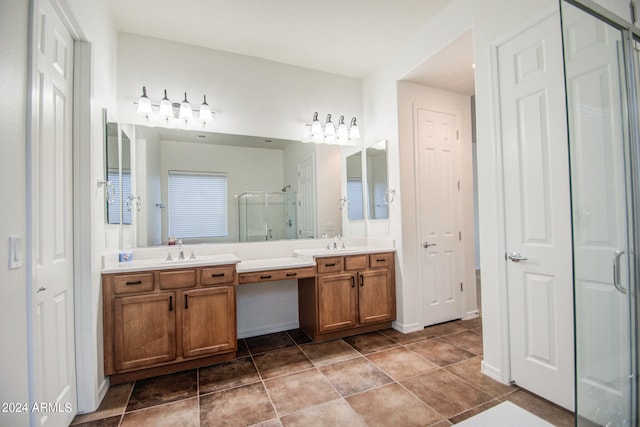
(107, 0, 475, 91)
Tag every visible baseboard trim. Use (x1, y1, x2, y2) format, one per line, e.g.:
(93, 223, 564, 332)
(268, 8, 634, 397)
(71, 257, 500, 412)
(463, 310, 480, 320)
(238, 321, 300, 339)
(391, 321, 423, 334)
(481, 360, 507, 384)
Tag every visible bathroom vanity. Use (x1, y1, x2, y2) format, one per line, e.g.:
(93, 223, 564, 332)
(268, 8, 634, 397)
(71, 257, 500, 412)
(101, 246, 395, 383)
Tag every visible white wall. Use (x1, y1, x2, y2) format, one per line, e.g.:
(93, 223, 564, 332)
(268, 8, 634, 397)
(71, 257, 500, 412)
(0, 1, 30, 425)
(66, 0, 119, 413)
(117, 33, 363, 143)
(363, 0, 559, 383)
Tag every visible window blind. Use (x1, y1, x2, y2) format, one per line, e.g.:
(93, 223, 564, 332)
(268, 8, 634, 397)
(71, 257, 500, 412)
(168, 171, 228, 238)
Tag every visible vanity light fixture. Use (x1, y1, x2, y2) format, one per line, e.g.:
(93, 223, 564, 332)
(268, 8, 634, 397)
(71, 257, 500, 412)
(305, 112, 361, 145)
(135, 86, 215, 127)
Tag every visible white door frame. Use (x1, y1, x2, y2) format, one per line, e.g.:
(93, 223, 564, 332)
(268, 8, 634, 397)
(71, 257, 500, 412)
(26, 0, 96, 417)
(412, 102, 466, 326)
(485, 5, 564, 386)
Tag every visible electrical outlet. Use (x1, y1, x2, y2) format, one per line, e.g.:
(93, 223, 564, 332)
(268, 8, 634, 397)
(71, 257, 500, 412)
(9, 235, 22, 269)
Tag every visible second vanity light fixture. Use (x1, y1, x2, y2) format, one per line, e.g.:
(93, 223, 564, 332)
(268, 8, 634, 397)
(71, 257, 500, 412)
(305, 112, 360, 145)
(136, 86, 215, 127)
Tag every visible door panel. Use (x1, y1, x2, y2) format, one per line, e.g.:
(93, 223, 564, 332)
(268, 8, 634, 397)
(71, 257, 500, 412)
(182, 286, 236, 358)
(498, 12, 574, 410)
(297, 155, 315, 238)
(317, 273, 357, 332)
(561, 2, 637, 424)
(358, 269, 393, 324)
(417, 108, 463, 326)
(31, 0, 76, 424)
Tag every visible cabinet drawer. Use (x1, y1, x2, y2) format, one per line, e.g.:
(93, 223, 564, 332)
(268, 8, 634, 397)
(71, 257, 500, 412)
(158, 270, 197, 289)
(112, 273, 154, 294)
(239, 267, 315, 284)
(201, 266, 236, 286)
(369, 253, 394, 269)
(316, 257, 343, 274)
(345, 255, 368, 271)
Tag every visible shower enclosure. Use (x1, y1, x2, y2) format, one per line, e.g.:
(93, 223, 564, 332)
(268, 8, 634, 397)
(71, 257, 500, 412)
(561, 1, 639, 425)
(237, 191, 297, 242)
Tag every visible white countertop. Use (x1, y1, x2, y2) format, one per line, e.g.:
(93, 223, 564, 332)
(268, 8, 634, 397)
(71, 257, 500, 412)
(294, 246, 396, 259)
(236, 257, 316, 273)
(102, 253, 241, 274)
(102, 241, 395, 274)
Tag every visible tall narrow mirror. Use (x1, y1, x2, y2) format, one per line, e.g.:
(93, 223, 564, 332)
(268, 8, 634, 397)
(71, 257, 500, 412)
(346, 151, 364, 220)
(106, 123, 132, 225)
(365, 140, 389, 220)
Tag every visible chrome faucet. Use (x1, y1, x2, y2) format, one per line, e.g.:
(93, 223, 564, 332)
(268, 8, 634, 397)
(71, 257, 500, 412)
(178, 240, 185, 261)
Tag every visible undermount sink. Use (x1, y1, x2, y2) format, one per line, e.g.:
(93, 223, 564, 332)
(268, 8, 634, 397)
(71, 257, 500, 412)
(103, 253, 241, 273)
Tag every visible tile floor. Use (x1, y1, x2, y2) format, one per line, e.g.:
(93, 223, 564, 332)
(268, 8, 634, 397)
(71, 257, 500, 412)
(71, 319, 574, 427)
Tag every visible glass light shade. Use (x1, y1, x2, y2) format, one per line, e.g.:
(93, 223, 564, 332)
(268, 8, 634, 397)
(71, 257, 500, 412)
(349, 117, 360, 140)
(310, 112, 322, 137)
(199, 95, 213, 123)
(324, 114, 335, 137)
(199, 104, 213, 123)
(337, 115, 348, 138)
(179, 93, 193, 121)
(158, 90, 173, 118)
(137, 86, 152, 116)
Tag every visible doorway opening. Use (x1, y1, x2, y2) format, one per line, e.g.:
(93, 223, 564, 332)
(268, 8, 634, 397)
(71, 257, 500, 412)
(398, 29, 480, 323)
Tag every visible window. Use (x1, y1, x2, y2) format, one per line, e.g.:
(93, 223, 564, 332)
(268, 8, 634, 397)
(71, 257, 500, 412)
(347, 178, 364, 220)
(168, 171, 228, 239)
(107, 169, 132, 225)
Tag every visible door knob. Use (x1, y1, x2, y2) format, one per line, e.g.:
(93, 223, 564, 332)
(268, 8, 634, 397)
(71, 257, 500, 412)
(423, 242, 437, 248)
(506, 252, 528, 262)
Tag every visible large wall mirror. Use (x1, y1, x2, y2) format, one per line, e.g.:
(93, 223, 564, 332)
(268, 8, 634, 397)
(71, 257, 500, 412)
(111, 124, 342, 248)
(365, 140, 389, 220)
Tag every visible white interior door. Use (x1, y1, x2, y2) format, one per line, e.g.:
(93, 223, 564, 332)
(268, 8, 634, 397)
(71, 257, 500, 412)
(31, 0, 77, 424)
(562, 2, 636, 424)
(297, 155, 316, 238)
(498, 12, 574, 410)
(416, 107, 463, 326)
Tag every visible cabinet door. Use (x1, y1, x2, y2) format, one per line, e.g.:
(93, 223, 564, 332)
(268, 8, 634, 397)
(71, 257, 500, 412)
(182, 286, 236, 358)
(114, 293, 176, 371)
(358, 269, 394, 324)
(317, 273, 357, 333)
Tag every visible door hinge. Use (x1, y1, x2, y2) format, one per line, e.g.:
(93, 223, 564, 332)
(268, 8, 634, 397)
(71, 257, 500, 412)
(456, 129, 460, 140)
(460, 282, 464, 292)
(457, 180, 460, 191)
(459, 231, 462, 241)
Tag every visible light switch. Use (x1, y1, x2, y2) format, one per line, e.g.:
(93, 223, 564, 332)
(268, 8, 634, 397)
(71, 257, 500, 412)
(9, 235, 22, 269)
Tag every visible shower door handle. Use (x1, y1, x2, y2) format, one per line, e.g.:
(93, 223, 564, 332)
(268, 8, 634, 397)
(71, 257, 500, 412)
(613, 250, 627, 294)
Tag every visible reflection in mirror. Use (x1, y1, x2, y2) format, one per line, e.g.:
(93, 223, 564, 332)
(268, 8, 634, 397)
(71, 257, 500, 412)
(366, 140, 389, 220)
(346, 151, 364, 221)
(131, 125, 341, 246)
(105, 123, 132, 225)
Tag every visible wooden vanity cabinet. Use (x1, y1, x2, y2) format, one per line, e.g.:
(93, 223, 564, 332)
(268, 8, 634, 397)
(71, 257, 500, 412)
(103, 265, 237, 383)
(299, 252, 396, 341)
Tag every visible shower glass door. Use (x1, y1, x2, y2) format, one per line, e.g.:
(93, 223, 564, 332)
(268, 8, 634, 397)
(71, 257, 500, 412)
(561, 1, 638, 425)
